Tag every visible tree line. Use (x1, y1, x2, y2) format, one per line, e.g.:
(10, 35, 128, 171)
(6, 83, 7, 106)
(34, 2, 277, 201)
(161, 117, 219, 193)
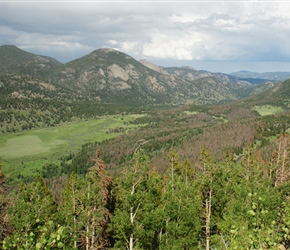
(1, 134, 290, 249)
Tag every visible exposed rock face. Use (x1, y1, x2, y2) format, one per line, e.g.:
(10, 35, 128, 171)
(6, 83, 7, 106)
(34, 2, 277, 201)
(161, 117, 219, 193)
(125, 64, 139, 79)
(145, 76, 165, 92)
(108, 64, 129, 81)
(139, 59, 170, 75)
(0, 45, 278, 105)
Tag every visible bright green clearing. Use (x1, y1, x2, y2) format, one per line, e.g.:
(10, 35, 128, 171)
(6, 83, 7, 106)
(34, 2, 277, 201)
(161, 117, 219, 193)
(0, 114, 144, 180)
(254, 105, 284, 116)
(0, 135, 63, 158)
(183, 111, 197, 116)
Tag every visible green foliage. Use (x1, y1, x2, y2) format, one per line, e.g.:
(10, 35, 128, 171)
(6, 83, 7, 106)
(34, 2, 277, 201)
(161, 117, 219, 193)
(2, 141, 290, 249)
(3, 44, 290, 250)
(60, 150, 112, 249)
(8, 176, 57, 229)
(2, 176, 70, 249)
(208, 146, 283, 249)
(110, 151, 163, 250)
(254, 105, 284, 116)
(2, 220, 68, 250)
(160, 151, 201, 249)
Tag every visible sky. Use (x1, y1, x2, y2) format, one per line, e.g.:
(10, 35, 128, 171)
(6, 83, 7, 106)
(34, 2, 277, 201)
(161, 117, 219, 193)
(1, 0, 290, 73)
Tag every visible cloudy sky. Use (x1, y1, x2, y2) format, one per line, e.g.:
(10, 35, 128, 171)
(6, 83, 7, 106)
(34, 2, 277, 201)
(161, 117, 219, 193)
(1, 0, 290, 73)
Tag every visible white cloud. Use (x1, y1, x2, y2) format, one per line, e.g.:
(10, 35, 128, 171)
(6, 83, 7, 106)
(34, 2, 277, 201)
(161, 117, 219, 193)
(142, 30, 208, 60)
(107, 40, 139, 54)
(1, 1, 290, 70)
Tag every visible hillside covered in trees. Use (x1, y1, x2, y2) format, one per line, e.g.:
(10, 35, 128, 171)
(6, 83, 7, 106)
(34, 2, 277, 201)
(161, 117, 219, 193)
(1, 45, 290, 249)
(1, 134, 290, 249)
(2, 98, 290, 249)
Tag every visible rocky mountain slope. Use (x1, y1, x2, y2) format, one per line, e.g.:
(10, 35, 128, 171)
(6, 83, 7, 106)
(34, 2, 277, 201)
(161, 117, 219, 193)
(48, 48, 191, 104)
(0, 45, 61, 77)
(139, 59, 275, 101)
(0, 45, 280, 106)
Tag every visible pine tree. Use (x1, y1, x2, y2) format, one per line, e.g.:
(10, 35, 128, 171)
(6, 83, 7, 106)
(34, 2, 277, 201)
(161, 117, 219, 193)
(214, 147, 283, 249)
(2, 176, 69, 249)
(60, 172, 82, 248)
(159, 150, 201, 250)
(60, 150, 112, 250)
(110, 151, 163, 250)
(196, 148, 214, 250)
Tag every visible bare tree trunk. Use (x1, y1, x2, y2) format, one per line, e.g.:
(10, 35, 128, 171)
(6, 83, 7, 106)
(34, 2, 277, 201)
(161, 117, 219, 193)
(129, 233, 134, 250)
(159, 228, 163, 250)
(205, 190, 212, 250)
(280, 136, 288, 184)
(91, 212, 95, 248)
(130, 206, 134, 250)
(165, 218, 170, 246)
(86, 224, 89, 250)
(274, 134, 290, 186)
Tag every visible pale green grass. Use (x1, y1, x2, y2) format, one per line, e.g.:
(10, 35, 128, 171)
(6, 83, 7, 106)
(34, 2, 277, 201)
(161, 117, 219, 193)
(0, 135, 63, 158)
(254, 105, 284, 116)
(212, 115, 228, 123)
(183, 111, 197, 115)
(0, 114, 145, 180)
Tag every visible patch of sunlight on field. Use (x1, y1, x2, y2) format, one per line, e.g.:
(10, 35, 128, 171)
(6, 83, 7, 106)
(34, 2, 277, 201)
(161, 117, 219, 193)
(183, 111, 197, 115)
(0, 135, 65, 158)
(254, 105, 284, 116)
(0, 114, 145, 181)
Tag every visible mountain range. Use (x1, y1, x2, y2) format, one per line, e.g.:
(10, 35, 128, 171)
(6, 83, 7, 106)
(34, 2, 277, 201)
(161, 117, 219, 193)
(230, 70, 290, 82)
(1, 44, 286, 106)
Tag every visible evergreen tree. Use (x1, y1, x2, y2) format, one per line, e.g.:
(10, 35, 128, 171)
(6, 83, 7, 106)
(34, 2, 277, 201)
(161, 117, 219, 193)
(213, 147, 283, 249)
(159, 150, 201, 250)
(60, 150, 112, 250)
(110, 151, 163, 250)
(2, 176, 69, 249)
(195, 148, 215, 250)
(60, 172, 83, 248)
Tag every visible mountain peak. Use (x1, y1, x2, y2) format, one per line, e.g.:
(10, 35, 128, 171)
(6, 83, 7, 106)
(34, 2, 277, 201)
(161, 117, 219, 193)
(0, 44, 61, 75)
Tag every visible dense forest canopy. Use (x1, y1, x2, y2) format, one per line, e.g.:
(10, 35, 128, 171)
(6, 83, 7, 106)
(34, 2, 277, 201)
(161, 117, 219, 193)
(1, 134, 290, 249)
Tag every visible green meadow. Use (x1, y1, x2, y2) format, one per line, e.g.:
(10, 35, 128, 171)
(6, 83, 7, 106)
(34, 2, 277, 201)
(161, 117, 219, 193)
(0, 114, 144, 180)
(254, 105, 284, 116)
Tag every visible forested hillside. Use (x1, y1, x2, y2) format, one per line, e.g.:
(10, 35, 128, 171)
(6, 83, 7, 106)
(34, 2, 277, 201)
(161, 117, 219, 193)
(1, 134, 290, 249)
(1, 97, 290, 248)
(0, 45, 278, 117)
(1, 45, 290, 249)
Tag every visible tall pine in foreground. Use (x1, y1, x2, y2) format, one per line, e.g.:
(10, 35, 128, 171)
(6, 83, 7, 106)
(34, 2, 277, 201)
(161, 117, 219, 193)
(60, 150, 112, 249)
(159, 150, 201, 249)
(2, 135, 290, 249)
(110, 151, 163, 250)
(206, 145, 287, 249)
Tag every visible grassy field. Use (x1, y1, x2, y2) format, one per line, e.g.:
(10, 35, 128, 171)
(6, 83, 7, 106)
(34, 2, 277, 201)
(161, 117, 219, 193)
(254, 105, 284, 116)
(0, 114, 144, 181)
